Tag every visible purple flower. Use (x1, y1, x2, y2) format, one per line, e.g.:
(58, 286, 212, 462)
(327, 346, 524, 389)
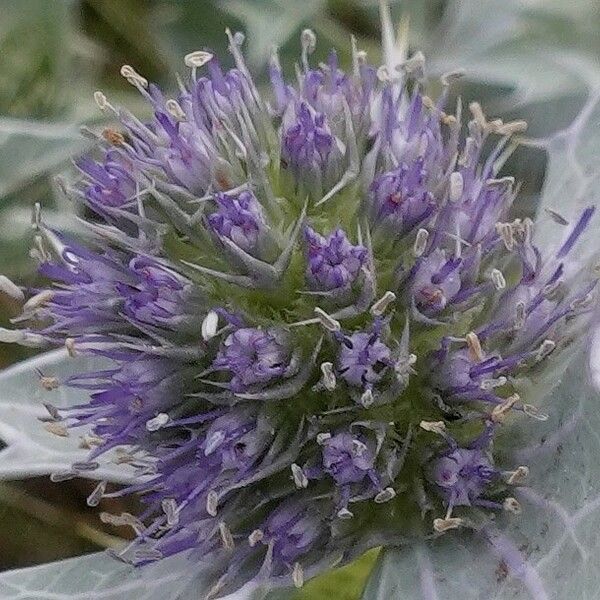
(212, 327, 292, 392)
(207, 190, 267, 254)
(338, 331, 393, 388)
(304, 226, 367, 291)
(321, 432, 376, 485)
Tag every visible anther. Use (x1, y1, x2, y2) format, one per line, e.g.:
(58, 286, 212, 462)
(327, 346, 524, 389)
(360, 388, 374, 408)
(514, 301, 526, 329)
(503, 497, 522, 514)
(441, 69, 466, 86)
(316, 432, 331, 445)
(314, 307, 341, 332)
(480, 376, 507, 390)
(491, 269, 506, 290)
(571, 292, 594, 310)
(165, 99, 186, 121)
(0, 275, 24, 301)
(291, 463, 308, 489)
(184, 50, 214, 70)
(102, 128, 125, 146)
(433, 517, 463, 532)
(370, 291, 396, 316)
(292, 562, 304, 588)
(374, 487, 396, 503)
(72, 461, 99, 472)
(491, 394, 519, 423)
(320, 362, 336, 391)
(120, 65, 148, 88)
(248, 529, 264, 547)
(40, 376, 59, 391)
(523, 403, 549, 421)
(413, 228, 429, 257)
(337, 507, 354, 519)
(93, 91, 110, 111)
(44, 422, 68, 437)
(219, 522, 235, 550)
(162, 499, 179, 526)
(201, 310, 219, 341)
(536, 339, 556, 362)
(466, 332, 484, 362)
(419, 420, 446, 435)
(507, 466, 529, 485)
(87, 480, 107, 507)
(206, 490, 219, 516)
(352, 440, 367, 456)
(23, 290, 54, 312)
(301, 29, 317, 54)
(469, 102, 487, 130)
(449, 172, 463, 202)
(65, 338, 76, 357)
(50, 472, 76, 482)
(145, 413, 169, 432)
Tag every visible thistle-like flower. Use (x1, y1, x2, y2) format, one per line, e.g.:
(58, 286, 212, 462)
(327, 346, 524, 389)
(1, 23, 598, 598)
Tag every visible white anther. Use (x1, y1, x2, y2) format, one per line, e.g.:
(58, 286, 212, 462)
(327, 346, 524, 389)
(374, 487, 396, 504)
(301, 29, 317, 53)
(491, 269, 506, 290)
(201, 310, 219, 341)
(400, 51, 425, 77)
(219, 521, 235, 550)
(232, 31, 245, 45)
(0, 328, 45, 347)
(146, 413, 169, 432)
(507, 466, 529, 485)
(206, 490, 219, 516)
(120, 65, 148, 88)
(466, 332, 484, 362)
(291, 463, 308, 489)
(204, 431, 226, 455)
(449, 172, 464, 202)
(486, 176, 515, 187)
(184, 50, 214, 68)
(441, 69, 466, 86)
(320, 362, 336, 391)
(536, 339, 556, 362)
(413, 228, 429, 257)
(65, 338, 76, 357)
(316, 432, 331, 445)
(0, 275, 24, 301)
(87, 480, 107, 507)
(480, 376, 507, 390)
(571, 292, 594, 310)
(165, 99, 186, 120)
(433, 517, 463, 532)
(370, 291, 396, 316)
(360, 388, 374, 408)
(337, 507, 354, 519)
(514, 301, 526, 329)
(248, 529, 264, 547)
(491, 394, 519, 423)
(314, 307, 341, 332)
(50, 472, 76, 482)
(495, 120, 528, 135)
(503, 497, 522, 514)
(93, 90, 110, 111)
(44, 422, 69, 437)
(545, 208, 569, 226)
(43, 403, 61, 420)
(523, 403, 549, 421)
(469, 102, 487, 129)
(376, 65, 392, 82)
(292, 562, 304, 589)
(22, 290, 54, 312)
(161, 498, 179, 526)
(352, 440, 367, 456)
(419, 420, 446, 435)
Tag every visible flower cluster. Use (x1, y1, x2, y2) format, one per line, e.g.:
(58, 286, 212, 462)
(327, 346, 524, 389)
(1, 26, 597, 597)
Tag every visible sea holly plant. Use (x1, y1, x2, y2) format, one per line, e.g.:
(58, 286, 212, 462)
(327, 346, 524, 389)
(0, 4, 600, 600)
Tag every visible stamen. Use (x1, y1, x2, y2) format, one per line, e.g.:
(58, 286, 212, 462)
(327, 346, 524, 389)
(413, 228, 429, 257)
(352, 440, 367, 456)
(0, 275, 24, 301)
(87, 480, 107, 507)
(292, 562, 304, 588)
(523, 404, 549, 421)
(514, 301, 526, 329)
(507, 466, 529, 485)
(22, 290, 54, 312)
(536, 340, 556, 362)
(360, 388, 374, 408)
(201, 310, 219, 341)
(441, 69, 466, 86)
(370, 291, 396, 316)
(50, 472, 76, 482)
(419, 420, 446, 435)
(100, 512, 144, 535)
(93, 91, 114, 112)
(206, 490, 219, 516)
(146, 413, 169, 431)
(374, 487, 396, 503)
(316, 432, 331, 445)
(162, 498, 179, 526)
(490, 269, 506, 290)
(503, 497, 522, 514)
(466, 332, 484, 362)
(314, 307, 341, 332)
(337, 507, 354, 519)
(184, 50, 214, 68)
(491, 394, 519, 423)
(65, 338, 76, 357)
(320, 362, 336, 391)
(449, 172, 463, 202)
(72, 461, 99, 472)
(44, 422, 68, 437)
(469, 102, 487, 130)
(480, 376, 507, 390)
(571, 292, 594, 310)
(219, 522, 235, 550)
(291, 463, 308, 489)
(120, 65, 148, 88)
(39, 375, 59, 391)
(433, 517, 463, 532)
(248, 529, 264, 547)
(165, 99, 186, 121)
(301, 29, 317, 70)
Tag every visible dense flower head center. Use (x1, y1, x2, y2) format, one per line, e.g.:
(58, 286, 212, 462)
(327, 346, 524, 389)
(3, 25, 598, 597)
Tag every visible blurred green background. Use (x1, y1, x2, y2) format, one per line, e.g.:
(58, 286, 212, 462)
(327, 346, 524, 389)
(0, 1, 598, 597)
